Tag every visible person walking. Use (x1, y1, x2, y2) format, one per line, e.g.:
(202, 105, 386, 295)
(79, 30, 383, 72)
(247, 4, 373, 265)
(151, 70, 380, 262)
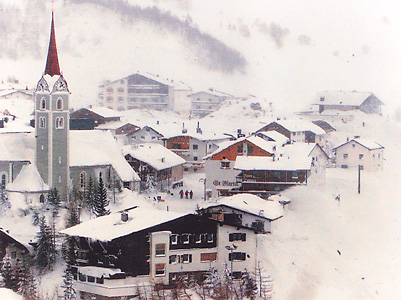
(185, 190, 189, 199)
(189, 190, 193, 199)
(179, 189, 184, 199)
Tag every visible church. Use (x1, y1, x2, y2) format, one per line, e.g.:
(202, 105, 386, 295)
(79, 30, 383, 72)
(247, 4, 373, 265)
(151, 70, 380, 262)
(3, 11, 140, 202)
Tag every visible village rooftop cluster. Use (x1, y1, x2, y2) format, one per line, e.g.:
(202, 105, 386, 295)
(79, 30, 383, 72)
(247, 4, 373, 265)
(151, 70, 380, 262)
(0, 9, 386, 300)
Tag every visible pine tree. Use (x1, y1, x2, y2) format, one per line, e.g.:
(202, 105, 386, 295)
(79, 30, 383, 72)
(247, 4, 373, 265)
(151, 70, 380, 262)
(34, 216, 56, 273)
(93, 176, 109, 217)
(241, 271, 257, 300)
(16, 255, 37, 300)
(86, 177, 96, 212)
(145, 174, 157, 193)
(0, 185, 10, 211)
(253, 262, 273, 300)
(48, 188, 61, 219)
(0, 255, 18, 291)
(62, 267, 77, 300)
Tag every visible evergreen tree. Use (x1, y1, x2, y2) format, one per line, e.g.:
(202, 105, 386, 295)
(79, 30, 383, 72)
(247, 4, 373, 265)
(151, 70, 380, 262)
(241, 271, 257, 300)
(0, 185, 10, 211)
(16, 255, 37, 300)
(93, 177, 109, 217)
(48, 188, 61, 219)
(66, 203, 80, 229)
(86, 177, 96, 212)
(62, 267, 77, 300)
(145, 174, 157, 193)
(114, 178, 122, 193)
(0, 255, 18, 291)
(34, 216, 56, 273)
(253, 261, 273, 300)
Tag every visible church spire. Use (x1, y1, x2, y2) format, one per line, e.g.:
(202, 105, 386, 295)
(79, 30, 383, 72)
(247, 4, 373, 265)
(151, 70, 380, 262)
(44, 11, 61, 77)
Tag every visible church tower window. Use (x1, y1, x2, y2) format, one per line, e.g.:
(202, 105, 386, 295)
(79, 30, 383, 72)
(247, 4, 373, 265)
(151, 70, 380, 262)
(41, 98, 46, 110)
(56, 98, 63, 110)
(39, 117, 47, 129)
(80, 172, 86, 189)
(55, 117, 64, 129)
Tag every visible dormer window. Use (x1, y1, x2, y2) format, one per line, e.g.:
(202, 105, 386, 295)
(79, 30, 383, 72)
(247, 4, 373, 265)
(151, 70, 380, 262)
(56, 98, 63, 110)
(41, 98, 46, 110)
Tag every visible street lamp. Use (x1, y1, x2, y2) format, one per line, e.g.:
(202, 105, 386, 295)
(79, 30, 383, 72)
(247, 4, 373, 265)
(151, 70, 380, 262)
(199, 178, 207, 201)
(225, 244, 238, 277)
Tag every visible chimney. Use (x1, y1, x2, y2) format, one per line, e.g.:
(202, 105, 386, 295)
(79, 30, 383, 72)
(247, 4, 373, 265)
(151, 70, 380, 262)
(272, 154, 275, 161)
(196, 121, 202, 134)
(121, 212, 128, 222)
(156, 120, 159, 125)
(354, 135, 360, 139)
(237, 129, 245, 138)
(182, 123, 187, 134)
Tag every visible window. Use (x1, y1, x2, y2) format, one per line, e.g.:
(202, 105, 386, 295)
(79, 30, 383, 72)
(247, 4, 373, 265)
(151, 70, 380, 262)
(155, 263, 165, 276)
(341, 165, 348, 169)
(274, 171, 280, 178)
(352, 144, 356, 148)
(378, 154, 381, 158)
(141, 136, 145, 139)
(359, 165, 364, 170)
(55, 117, 64, 129)
(221, 161, 230, 169)
(39, 117, 46, 129)
(229, 252, 246, 261)
(194, 234, 202, 244)
(248, 145, 254, 155)
(359, 154, 364, 160)
(181, 254, 192, 263)
(238, 145, 243, 154)
(11, 252, 16, 259)
(118, 96, 124, 102)
(41, 98, 46, 109)
(170, 234, 178, 245)
(80, 172, 86, 189)
(1, 174, 6, 188)
(172, 143, 181, 149)
(106, 96, 113, 102)
(169, 255, 178, 264)
(343, 154, 348, 159)
(292, 172, 299, 179)
(87, 276, 95, 283)
(201, 252, 217, 262)
(56, 98, 63, 110)
(206, 233, 214, 243)
(106, 87, 113, 92)
(193, 144, 198, 150)
(132, 136, 137, 139)
(181, 234, 190, 244)
(118, 87, 124, 93)
(229, 233, 246, 242)
(194, 157, 198, 161)
(155, 244, 166, 256)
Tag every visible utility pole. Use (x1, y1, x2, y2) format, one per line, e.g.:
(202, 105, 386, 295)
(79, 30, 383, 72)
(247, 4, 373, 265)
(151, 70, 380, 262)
(358, 165, 361, 194)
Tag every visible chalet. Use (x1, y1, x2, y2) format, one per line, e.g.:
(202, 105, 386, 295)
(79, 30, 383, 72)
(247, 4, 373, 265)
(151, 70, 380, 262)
(97, 72, 192, 112)
(232, 143, 328, 196)
(0, 229, 33, 268)
(256, 119, 327, 147)
(123, 143, 186, 191)
(61, 206, 258, 299)
(95, 121, 140, 145)
(126, 126, 164, 145)
(200, 194, 283, 233)
(163, 129, 227, 172)
(204, 136, 275, 198)
(70, 107, 122, 127)
(313, 91, 383, 115)
(333, 138, 384, 171)
(189, 89, 234, 117)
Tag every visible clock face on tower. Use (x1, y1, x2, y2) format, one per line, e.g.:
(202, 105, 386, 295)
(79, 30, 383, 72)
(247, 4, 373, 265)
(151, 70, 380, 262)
(36, 77, 50, 93)
(53, 76, 69, 93)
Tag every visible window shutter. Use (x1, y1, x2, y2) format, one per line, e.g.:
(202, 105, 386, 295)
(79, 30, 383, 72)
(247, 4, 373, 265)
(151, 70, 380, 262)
(229, 253, 232, 261)
(229, 234, 234, 242)
(241, 253, 246, 261)
(242, 233, 246, 241)
(189, 254, 192, 263)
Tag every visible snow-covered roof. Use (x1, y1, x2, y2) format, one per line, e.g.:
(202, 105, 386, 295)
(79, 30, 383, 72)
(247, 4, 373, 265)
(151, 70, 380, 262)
(70, 131, 140, 182)
(273, 119, 326, 135)
(0, 133, 33, 161)
(60, 207, 186, 241)
(205, 194, 283, 221)
(189, 89, 234, 98)
(234, 155, 312, 171)
(6, 164, 49, 193)
(268, 194, 291, 205)
(0, 90, 33, 98)
(204, 136, 275, 160)
(78, 266, 122, 278)
(278, 143, 328, 160)
(95, 121, 135, 131)
(88, 107, 123, 118)
(122, 143, 185, 171)
(313, 91, 382, 106)
(257, 130, 290, 145)
(334, 138, 384, 151)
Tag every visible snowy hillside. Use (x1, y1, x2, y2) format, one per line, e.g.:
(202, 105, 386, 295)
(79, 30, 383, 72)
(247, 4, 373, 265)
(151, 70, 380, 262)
(1, 0, 401, 114)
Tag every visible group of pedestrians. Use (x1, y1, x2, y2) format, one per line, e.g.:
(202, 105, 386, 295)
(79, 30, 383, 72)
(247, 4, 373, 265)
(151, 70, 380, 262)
(179, 189, 193, 199)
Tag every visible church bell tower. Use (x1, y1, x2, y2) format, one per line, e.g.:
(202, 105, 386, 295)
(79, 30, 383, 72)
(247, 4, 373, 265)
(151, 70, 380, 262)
(34, 10, 70, 199)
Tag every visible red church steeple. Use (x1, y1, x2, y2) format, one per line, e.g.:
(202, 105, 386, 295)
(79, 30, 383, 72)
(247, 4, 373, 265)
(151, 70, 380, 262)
(44, 11, 61, 77)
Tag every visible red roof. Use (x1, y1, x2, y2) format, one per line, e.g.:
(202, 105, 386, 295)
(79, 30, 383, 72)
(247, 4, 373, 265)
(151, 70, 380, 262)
(44, 12, 61, 77)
